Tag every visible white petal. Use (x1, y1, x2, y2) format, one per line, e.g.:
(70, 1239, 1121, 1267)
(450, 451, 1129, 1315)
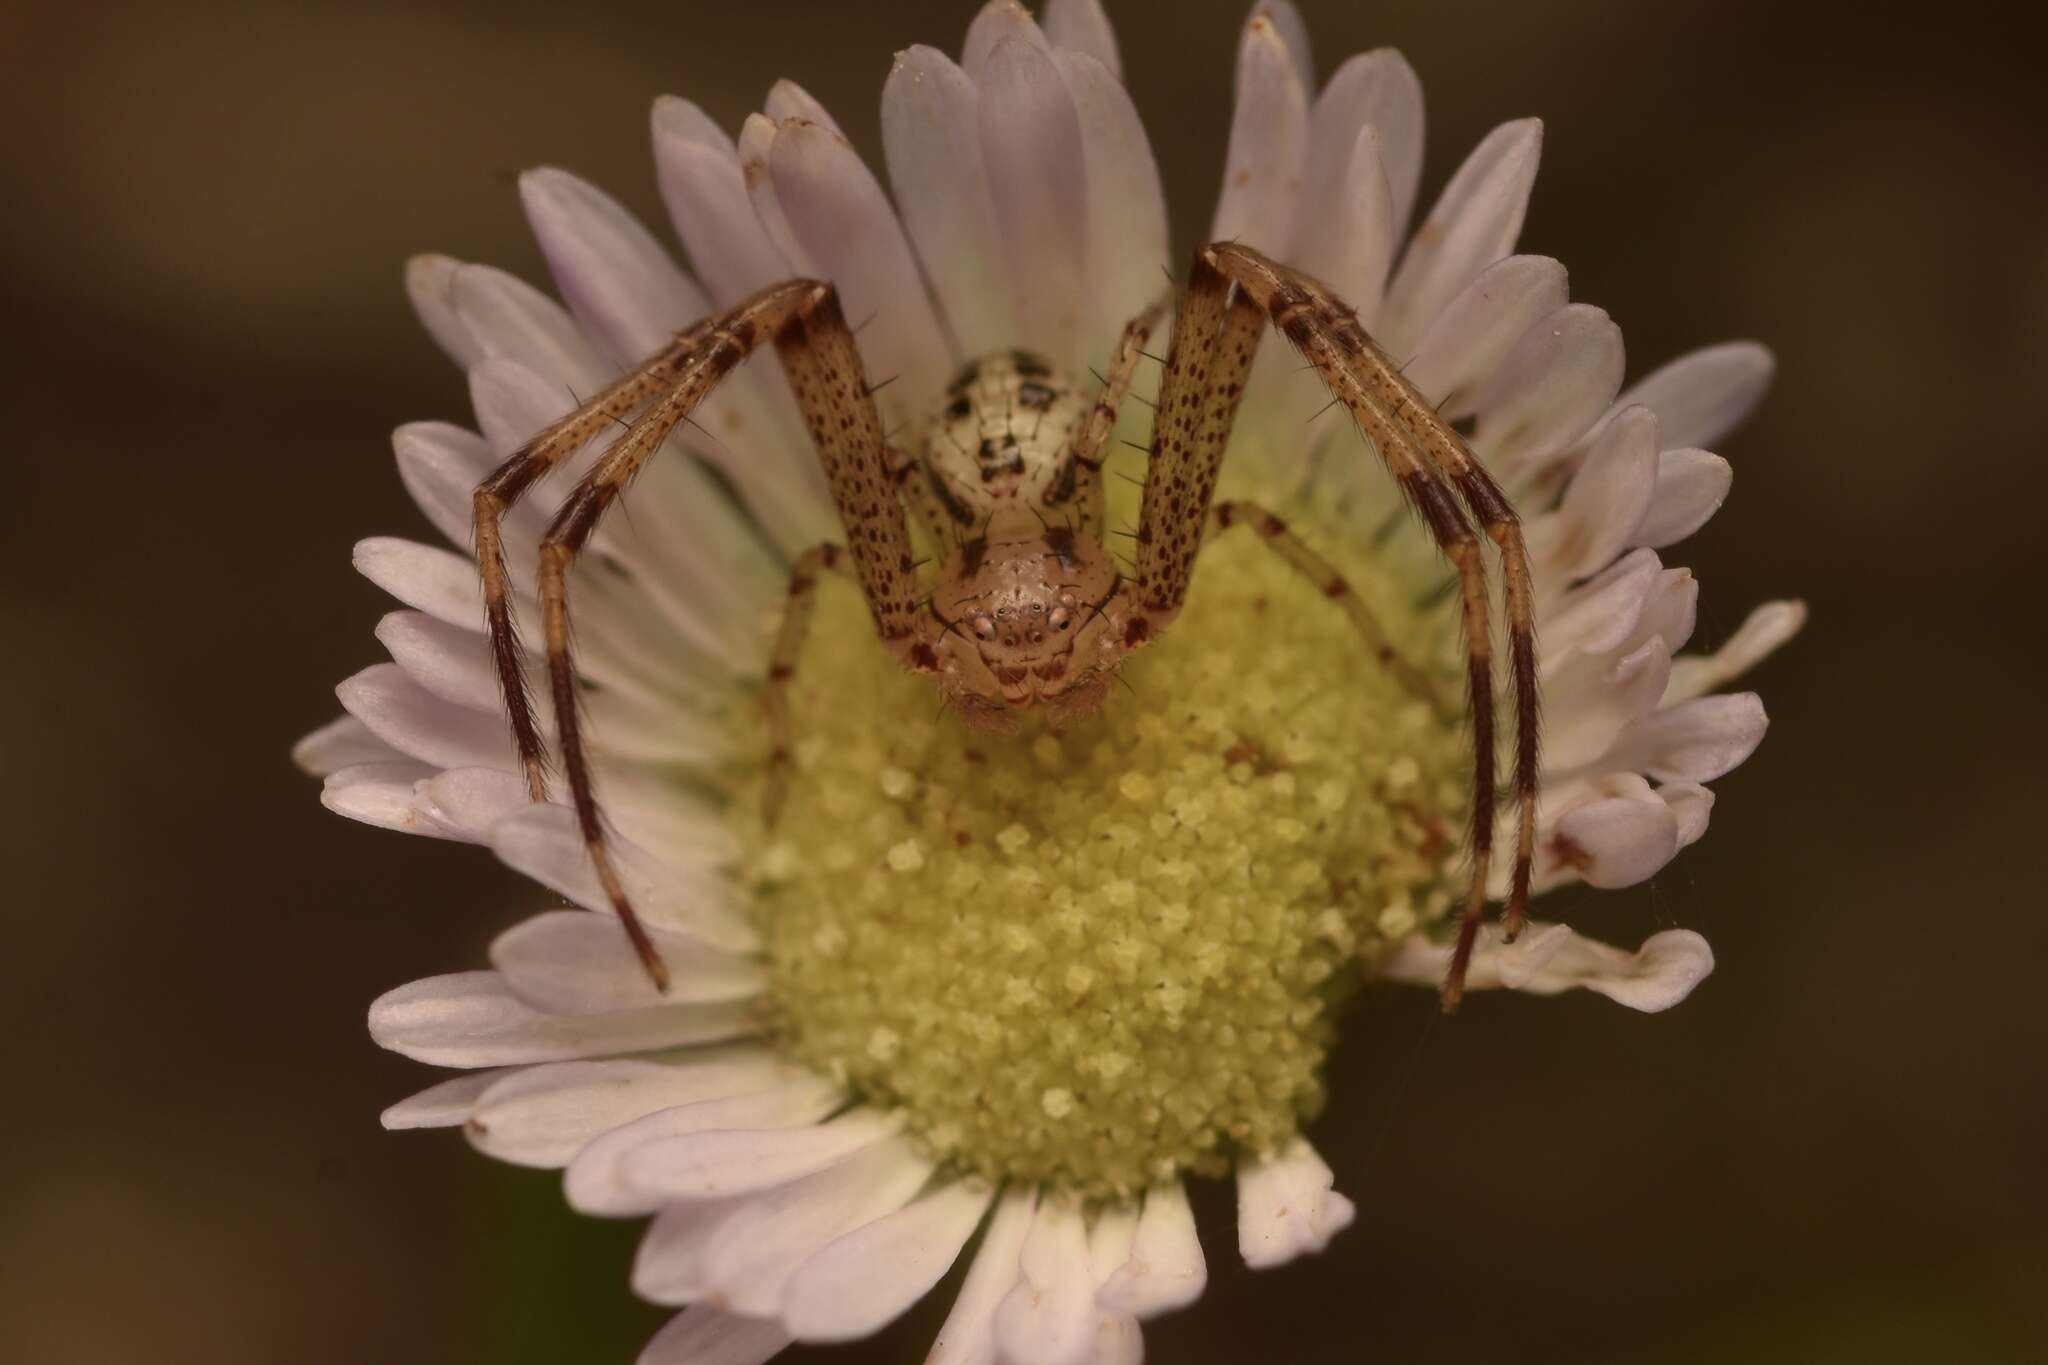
(448, 261, 609, 394)
(1097, 1182, 1205, 1318)
(634, 1195, 751, 1304)
(369, 971, 761, 1067)
(1630, 567, 1700, 657)
(405, 253, 485, 369)
(962, 0, 1050, 78)
(1401, 255, 1569, 409)
(1082, 1205, 1144, 1365)
(520, 166, 710, 369)
(1661, 781, 1716, 849)
(1292, 125, 1396, 324)
(1634, 448, 1732, 549)
(1542, 636, 1673, 772)
(292, 714, 403, 776)
(1615, 341, 1774, 451)
(1236, 1138, 1355, 1269)
(1472, 303, 1626, 481)
(1378, 119, 1542, 356)
(380, 1068, 508, 1130)
(928, 1187, 1036, 1365)
(320, 761, 437, 834)
(1299, 48, 1425, 243)
(1544, 772, 1682, 889)
(1257, 0, 1314, 87)
(1042, 0, 1121, 77)
(767, 115, 953, 418)
(1531, 404, 1659, 589)
(466, 1044, 786, 1168)
(567, 1080, 841, 1217)
(1053, 48, 1169, 363)
(882, 46, 1014, 358)
(412, 765, 530, 843)
(392, 420, 494, 549)
(490, 802, 758, 952)
(354, 537, 482, 629)
(1666, 600, 1807, 703)
(378, 609, 500, 713)
(764, 79, 846, 139)
(1604, 691, 1769, 784)
(338, 662, 511, 770)
(1383, 921, 1713, 1012)
(619, 1108, 904, 1203)
(1538, 548, 1661, 675)
(652, 97, 793, 305)
(490, 909, 765, 1016)
(1209, 8, 1311, 259)
(994, 1197, 1097, 1365)
(783, 1180, 994, 1342)
(979, 35, 1091, 368)
(700, 1138, 933, 1318)
(636, 1306, 791, 1365)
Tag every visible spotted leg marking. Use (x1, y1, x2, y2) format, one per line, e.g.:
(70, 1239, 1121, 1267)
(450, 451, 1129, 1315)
(1130, 253, 1263, 637)
(1199, 242, 1538, 1012)
(500, 280, 923, 990)
(1208, 501, 1440, 709)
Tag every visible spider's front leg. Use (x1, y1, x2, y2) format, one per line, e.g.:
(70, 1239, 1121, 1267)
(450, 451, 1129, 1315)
(472, 280, 927, 990)
(1136, 245, 1540, 1011)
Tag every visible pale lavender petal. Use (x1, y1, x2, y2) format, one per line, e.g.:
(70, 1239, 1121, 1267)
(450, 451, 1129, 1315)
(1400, 255, 1569, 409)
(1471, 303, 1626, 481)
(928, 1187, 1035, 1365)
(1209, 9, 1311, 258)
(962, 0, 1050, 78)
(882, 46, 1014, 358)
(767, 115, 953, 418)
(380, 1068, 508, 1130)
(1299, 48, 1424, 241)
(980, 35, 1091, 368)
(1236, 1139, 1354, 1268)
(652, 97, 792, 304)
(320, 761, 437, 834)
(354, 537, 482, 629)
(1666, 601, 1807, 703)
(1043, 0, 1121, 77)
(1635, 448, 1733, 549)
(783, 1180, 995, 1342)
(636, 1306, 791, 1365)
(368, 971, 761, 1067)
(337, 662, 511, 771)
(292, 714, 404, 776)
(1053, 48, 1169, 363)
(1378, 119, 1543, 356)
(490, 909, 765, 1016)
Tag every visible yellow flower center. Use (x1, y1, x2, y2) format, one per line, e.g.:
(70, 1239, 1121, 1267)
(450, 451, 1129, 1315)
(739, 495, 1465, 1199)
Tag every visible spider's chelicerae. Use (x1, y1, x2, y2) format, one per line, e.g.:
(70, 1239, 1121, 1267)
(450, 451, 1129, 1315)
(473, 242, 1537, 1008)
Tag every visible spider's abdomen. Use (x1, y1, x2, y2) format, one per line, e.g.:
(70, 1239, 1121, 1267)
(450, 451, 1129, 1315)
(911, 350, 1094, 545)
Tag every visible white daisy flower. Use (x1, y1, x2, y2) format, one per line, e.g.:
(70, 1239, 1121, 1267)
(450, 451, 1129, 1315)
(298, 1, 1805, 1361)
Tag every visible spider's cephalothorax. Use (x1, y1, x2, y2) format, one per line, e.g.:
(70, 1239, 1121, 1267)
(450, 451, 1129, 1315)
(910, 351, 1123, 725)
(470, 245, 1541, 1009)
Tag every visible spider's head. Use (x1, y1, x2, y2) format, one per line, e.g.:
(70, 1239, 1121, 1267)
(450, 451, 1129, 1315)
(928, 525, 1130, 719)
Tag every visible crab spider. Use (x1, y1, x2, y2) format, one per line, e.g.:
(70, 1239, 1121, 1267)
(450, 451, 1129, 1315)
(471, 244, 1538, 1009)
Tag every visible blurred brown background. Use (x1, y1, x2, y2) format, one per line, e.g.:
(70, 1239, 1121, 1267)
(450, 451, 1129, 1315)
(3, 0, 2043, 1360)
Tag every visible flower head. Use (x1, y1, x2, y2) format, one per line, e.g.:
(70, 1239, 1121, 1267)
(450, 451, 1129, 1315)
(299, 1, 1803, 1360)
